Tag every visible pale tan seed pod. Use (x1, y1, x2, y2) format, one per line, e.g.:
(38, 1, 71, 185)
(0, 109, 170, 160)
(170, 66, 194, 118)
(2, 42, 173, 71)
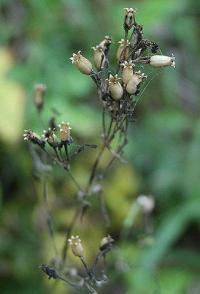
(107, 74, 123, 100)
(70, 51, 92, 75)
(68, 236, 84, 257)
(126, 71, 146, 95)
(150, 55, 175, 68)
(124, 8, 136, 31)
(58, 122, 71, 142)
(100, 235, 114, 251)
(33, 84, 46, 112)
(116, 39, 130, 63)
(92, 46, 106, 70)
(121, 61, 134, 85)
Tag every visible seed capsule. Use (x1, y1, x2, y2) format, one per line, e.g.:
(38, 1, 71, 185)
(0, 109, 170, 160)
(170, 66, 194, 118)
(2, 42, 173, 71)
(150, 55, 175, 68)
(116, 39, 130, 63)
(68, 236, 84, 257)
(92, 46, 106, 70)
(70, 51, 92, 75)
(126, 71, 146, 95)
(121, 61, 134, 85)
(124, 8, 136, 31)
(107, 74, 123, 100)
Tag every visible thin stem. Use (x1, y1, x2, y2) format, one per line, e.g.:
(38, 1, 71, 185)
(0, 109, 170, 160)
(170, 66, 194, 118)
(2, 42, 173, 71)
(43, 179, 58, 257)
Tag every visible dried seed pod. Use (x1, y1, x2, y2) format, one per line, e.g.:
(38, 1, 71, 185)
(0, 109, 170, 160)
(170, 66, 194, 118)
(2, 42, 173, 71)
(58, 122, 72, 142)
(126, 71, 146, 95)
(116, 39, 130, 63)
(33, 84, 46, 112)
(68, 236, 84, 257)
(107, 74, 123, 100)
(121, 61, 134, 85)
(150, 55, 175, 68)
(124, 8, 136, 31)
(23, 130, 45, 147)
(70, 51, 93, 75)
(100, 235, 114, 251)
(99, 35, 112, 52)
(43, 128, 59, 147)
(92, 46, 106, 70)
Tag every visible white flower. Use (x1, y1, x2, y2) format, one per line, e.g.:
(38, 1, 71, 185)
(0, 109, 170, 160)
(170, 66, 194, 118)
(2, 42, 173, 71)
(100, 235, 114, 251)
(68, 235, 84, 257)
(150, 54, 175, 68)
(70, 51, 92, 75)
(107, 74, 123, 100)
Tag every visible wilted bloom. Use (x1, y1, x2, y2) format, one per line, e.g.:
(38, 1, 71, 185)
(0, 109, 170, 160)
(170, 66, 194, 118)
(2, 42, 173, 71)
(43, 128, 58, 147)
(116, 39, 130, 63)
(107, 74, 123, 100)
(33, 84, 46, 112)
(92, 46, 106, 70)
(121, 61, 134, 85)
(58, 122, 72, 142)
(124, 8, 136, 31)
(150, 54, 175, 68)
(23, 130, 45, 147)
(100, 235, 114, 251)
(70, 51, 92, 75)
(68, 236, 84, 257)
(99, 35, 112, 52)
(137, 195, 155, 213)
(126, 71, 146, 95)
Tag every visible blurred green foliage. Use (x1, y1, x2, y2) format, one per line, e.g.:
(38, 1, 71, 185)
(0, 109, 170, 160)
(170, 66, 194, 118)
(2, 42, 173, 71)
(0, 0, 200, 293)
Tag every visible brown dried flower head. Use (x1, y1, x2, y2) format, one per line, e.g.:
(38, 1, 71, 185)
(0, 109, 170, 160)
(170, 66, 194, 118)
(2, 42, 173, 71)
(68, 235, 84, 257)
(70, 51, 92, 75)
(99, 35, 112, 51)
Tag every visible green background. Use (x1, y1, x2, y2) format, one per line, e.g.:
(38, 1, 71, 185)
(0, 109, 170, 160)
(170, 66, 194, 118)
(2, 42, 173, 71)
(0, 0, 200, 293)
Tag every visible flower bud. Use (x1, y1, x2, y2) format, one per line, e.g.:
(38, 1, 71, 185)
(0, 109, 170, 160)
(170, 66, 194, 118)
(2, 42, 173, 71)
(150, 55, 175, 68)
(107, 74, 123, 100)
(116, 39, 130, 63)
(58, 122, 72, 142)
(121, 61, 134, 85)
(33, 84, 46, 112)
(124, 8, 136, 31)
(126, 71, 146, 95)
(70, 51, 92, 75)
(92, 46, 106, 70)
(137, 195, 155, 213)
(68, 236, 84, 257)
(100, 235, 114, 251)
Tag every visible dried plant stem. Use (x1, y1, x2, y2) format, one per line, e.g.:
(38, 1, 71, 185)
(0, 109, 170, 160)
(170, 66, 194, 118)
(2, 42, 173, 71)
(43, 179, 58, 257)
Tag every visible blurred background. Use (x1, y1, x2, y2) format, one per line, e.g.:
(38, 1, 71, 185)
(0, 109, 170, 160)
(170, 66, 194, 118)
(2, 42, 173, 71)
(0, 0, 200, 293)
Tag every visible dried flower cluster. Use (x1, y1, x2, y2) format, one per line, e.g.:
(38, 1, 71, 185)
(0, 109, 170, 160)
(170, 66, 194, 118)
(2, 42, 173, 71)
(23, 7, 175, 294)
